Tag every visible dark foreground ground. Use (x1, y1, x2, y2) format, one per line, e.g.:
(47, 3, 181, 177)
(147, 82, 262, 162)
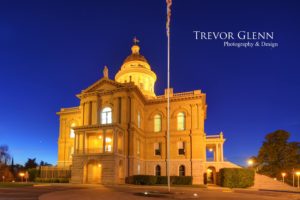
(0, 184, 299, 200)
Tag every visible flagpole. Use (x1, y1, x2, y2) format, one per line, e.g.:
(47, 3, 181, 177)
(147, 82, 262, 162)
(166, 0, 172, 193)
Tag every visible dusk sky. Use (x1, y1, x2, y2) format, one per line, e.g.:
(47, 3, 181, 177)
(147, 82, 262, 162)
(0, 0, 299, 166)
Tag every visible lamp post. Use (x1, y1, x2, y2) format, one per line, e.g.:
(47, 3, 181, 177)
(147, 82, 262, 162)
(293, 168, 295, 187)
(281, 172, 286, 183)
(19, 172, 25, 182)
(296, 171, 300, 189)
(247, 159, 254, 166)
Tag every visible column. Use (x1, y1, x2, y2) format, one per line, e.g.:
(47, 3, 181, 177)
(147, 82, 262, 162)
(76, 133, 80, 153)
(113, 129, 118, 153)
(220, 143, 224, 162)
(103, 129, 106, 153)
(83, 102, 91, 125)
(83, 132, 86, 153)
(92, 100, 98, 125)
(215, 143, 219, 162)
(74, 133, 77, 154)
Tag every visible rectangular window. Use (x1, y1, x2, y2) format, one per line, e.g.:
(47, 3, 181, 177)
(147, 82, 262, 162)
(178, 141, 185, 155)
(154, 115, 162, 132)
(154, 142, 161, 156)
(105, 131, 113, 152)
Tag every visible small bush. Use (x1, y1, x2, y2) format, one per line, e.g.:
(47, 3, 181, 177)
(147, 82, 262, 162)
(126, 175, 192, 185)
(35, 178, 69, 183)
(28, 168, 39, 182)
(156, 176, 167, 184)
(171, 176, 192, 185)
(218, 168, 254, 188)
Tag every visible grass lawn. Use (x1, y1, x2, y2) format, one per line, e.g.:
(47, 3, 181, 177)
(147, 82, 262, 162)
(0, 182, 33, 188)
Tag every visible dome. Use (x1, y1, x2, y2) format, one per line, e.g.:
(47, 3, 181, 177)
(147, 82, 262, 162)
(123, 45, 149, 64)
(115, 38, 157, 98)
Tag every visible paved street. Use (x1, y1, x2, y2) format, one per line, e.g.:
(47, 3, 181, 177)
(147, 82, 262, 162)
(0, 184, 299, 200)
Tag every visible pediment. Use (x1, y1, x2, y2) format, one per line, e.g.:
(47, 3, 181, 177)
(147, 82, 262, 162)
(81, 78, 124, 94)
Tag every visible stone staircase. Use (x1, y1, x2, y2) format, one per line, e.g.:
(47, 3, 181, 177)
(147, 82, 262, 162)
(252, 173, 299, 192)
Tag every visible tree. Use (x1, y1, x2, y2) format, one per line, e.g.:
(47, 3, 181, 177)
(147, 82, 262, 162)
(24, 158, 38, 169)
(255, 130, 300, 178)
(39, 160, 52, 166)
(0, 145, 11, 164)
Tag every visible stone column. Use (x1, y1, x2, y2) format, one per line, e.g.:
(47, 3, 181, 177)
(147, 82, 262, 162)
(83, 102, 88, 125)
(113, 129, 117, 153)
(92, 100, 98, 125)
(74, 133, 77, 154)
(83, 132, 86, 153)
(220, 143, 224, 162)
(215, 143, 219, 162)
(103, 129, 106, 153)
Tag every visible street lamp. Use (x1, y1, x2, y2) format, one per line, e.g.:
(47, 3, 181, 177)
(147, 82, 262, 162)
(247, 159, 254, 166)
(19, 172, 25, 182)
(296, 171, 300, 189)
(281, 172, 286, 183)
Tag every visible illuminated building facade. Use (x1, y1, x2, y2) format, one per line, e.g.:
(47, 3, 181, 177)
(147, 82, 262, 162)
(56, 41, 238, 184)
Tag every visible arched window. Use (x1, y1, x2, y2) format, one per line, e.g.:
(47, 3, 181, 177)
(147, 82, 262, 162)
(177, 112, 185, 131)
(154, 114, 162, 132)
(70, 123, 76, 138)
(179, 165, 185, 176)
(101, 107, 112, 124)
(155, 165, 161, 176)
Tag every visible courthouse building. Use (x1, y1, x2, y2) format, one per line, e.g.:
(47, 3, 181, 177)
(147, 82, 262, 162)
(56, 40, 238, 184)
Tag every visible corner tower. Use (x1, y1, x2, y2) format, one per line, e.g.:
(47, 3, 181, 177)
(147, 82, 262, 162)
(115, 38, 157, 98)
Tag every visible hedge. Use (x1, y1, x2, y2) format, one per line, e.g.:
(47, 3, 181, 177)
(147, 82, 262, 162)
(126, 175, 192, 185)
(217, 168, 254, 188)
(35, 178, 69, 183)
(28, 168, 39, 182)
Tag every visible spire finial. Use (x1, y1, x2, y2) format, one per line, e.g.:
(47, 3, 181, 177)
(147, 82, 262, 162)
(103, 66, 109, 78)
(131, 37, 140, 54)
(133, 36, 140, 45)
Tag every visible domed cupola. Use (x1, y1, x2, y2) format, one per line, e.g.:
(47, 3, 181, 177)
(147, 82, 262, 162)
(115, 38, 157, 98)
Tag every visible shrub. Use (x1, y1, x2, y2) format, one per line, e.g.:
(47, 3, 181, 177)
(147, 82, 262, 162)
(218, 168, 254, 188)
(126, 175, 192, 185)
(28, 168, 39, 182)
(35, 178, 69, 183)
(126, 175, 157, 185)
(156, 176, 167, 184)
(171, 176, 192, 185)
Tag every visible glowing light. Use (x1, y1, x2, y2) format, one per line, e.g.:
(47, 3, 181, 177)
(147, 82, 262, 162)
(106, 137, 112, 143)
(296, 172, 300, 176)
(247, 159, 254, 166)
(70, 129, 75, 138)
(209, 148, 213, 152)
(281, 172, 286, 177)
(19, 173, 25, 177)
(98, 135, 102, 139)
(98, 164, 102, 167)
